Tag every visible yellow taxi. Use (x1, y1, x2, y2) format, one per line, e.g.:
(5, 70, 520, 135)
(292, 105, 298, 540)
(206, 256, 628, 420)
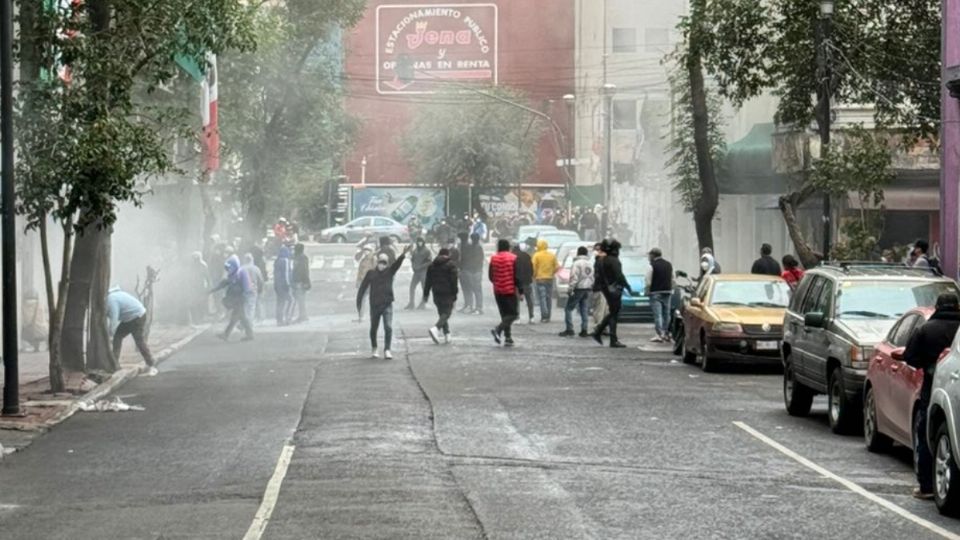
(680, 274, 791, 372)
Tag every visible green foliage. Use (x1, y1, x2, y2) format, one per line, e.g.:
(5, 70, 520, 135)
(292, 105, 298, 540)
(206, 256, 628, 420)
(218, 1, 364, 231)
(811, 127, 894, 260)
(15, 0, 256, 231)
(697, 0, 939, 139)
(401, 87, 544, 190)
(664, 46, 726, 213)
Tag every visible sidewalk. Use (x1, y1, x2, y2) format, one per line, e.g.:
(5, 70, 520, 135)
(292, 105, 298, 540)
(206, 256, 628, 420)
(0, 323, 207, 455)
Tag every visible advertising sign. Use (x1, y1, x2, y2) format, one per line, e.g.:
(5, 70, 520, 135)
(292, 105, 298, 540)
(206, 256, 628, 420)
(478, 187, 568, 235)
(352, 186, 447, 227)
(376, 4, 498, 94)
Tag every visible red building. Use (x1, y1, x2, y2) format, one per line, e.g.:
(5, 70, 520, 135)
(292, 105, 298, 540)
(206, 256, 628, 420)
(343, 1, 575, 187)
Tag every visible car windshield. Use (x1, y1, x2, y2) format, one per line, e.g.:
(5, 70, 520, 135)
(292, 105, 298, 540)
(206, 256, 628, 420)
(517, 226, 556, 239)
(539, 234, 578, 249)
(836, 281, 960, 319)
(619, 256, 650, 276)
(710, 281, 791, 307)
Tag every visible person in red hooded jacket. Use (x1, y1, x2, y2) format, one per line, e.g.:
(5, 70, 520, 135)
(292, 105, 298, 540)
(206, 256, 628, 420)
(489, 239, 520, 346)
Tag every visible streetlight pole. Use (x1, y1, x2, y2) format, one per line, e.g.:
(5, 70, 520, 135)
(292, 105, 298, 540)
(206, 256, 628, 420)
(360, 156, 367, 186)
(1, 0, 18, 416)
(602, 83, 617, 236)
(818, 0, 834, 260)
(562, 93, 575, 188)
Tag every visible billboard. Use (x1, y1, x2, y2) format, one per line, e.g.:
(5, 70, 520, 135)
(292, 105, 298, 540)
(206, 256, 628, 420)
(352, 186, 447, 227)
(478, 187, 568, 235)
(376, 4, 498, 94)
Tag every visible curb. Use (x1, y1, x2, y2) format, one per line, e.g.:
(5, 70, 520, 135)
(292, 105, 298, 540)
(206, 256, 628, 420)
(0, 325, 209, 454)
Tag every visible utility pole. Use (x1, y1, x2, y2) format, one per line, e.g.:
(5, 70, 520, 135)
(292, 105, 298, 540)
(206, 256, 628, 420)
(603, 83, 616, 236)
(818, 0, 834, 260)
(1, 0, 19, 416)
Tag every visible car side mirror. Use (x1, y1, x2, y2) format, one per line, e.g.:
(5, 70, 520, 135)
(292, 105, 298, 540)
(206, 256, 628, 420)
(804, 312, 826, 329)
(690, 298, 703, 308)
(891, 348, 905, 361)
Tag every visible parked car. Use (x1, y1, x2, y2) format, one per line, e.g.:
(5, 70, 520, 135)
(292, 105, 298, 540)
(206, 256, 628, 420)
(863, 307, 933, 453)
(515, 224, 556, 243)
(926, 329, 960, 515)
(536, 230, 581, 254)
(680, 274, 791, 371)
(554, 242, 596, 306)
(782, 264, 959, 435)
(316, 217, 410, 244)
(619, 250, 653, 323)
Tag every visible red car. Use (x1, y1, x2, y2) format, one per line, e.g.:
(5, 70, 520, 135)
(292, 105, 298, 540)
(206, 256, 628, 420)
(863, 307, 933, 452)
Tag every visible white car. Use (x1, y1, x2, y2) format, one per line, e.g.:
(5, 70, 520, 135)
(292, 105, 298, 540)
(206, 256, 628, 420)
(927, 331, 960, 515)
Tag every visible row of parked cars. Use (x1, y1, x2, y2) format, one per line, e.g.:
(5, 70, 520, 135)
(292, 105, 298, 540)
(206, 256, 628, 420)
(672, 263, 960, 515)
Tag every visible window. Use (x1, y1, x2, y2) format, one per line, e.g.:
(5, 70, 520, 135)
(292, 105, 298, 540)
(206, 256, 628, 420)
(374, 218, 393, 227)
(799, 277, 825, 314)
(350, 218, 372, 227)
(890, 315, 921, 348)
(613, 99, 637, 130)
(836, 281, 960, 320)
(644, 27, 670, 53)
(612, 28, 637, 53)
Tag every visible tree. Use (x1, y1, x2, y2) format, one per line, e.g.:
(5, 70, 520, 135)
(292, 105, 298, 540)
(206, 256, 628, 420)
(692, 0, 939, 265)
(811, 127, 894, 260)
(665, 41, 726, 250)
(218, 0, 365, 240)
(16, 0, 255, 381)
(401, 87, 546, 206)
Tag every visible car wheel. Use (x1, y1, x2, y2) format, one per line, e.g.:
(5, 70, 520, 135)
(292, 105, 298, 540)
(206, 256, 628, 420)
(827, 366, 860, 435)
(699, 334, 717, 372)
(863, 385, 892, 452)
(672, 328, 684, 357)
(936, 422, 960, 516)
(783, 361, 814, 417)
(332, 235, 346, 244)
(680, 332, 696, 364)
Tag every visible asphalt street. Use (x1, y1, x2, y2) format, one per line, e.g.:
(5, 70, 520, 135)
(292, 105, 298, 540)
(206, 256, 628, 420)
(2, 243, 960, 539)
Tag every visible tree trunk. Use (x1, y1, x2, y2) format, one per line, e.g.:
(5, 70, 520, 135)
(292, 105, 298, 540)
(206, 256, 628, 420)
(38, 220, 64, 393)
(686, 0, 719, 253)
(86, 229, 116, 373)
(61, 221, 99, 371)
(779, 184, 822, 268)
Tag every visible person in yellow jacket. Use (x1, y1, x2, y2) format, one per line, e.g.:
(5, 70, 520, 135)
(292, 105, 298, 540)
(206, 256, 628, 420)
(531, 238, 559, 322)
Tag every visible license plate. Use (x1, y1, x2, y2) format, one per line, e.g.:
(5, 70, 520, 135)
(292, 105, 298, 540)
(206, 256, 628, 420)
(756, 341, 779, 351)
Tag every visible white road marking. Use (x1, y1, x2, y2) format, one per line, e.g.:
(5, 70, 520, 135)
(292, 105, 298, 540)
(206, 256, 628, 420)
(243, 442, 296, 540)
(310, 258, 325, 270)
(733, 421, 960, 540)
(331, 257, 345, 269)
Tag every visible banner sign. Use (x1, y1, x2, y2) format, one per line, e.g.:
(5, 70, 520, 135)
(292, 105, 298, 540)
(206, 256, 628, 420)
(478, 187, 568, 228)
(351, 186, 447, 227)
(376, 3, 498, 94)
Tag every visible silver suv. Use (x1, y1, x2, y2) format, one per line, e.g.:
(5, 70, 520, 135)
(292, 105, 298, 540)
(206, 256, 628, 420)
(782, 264, 958, 434)
(927, 330, 960, 515)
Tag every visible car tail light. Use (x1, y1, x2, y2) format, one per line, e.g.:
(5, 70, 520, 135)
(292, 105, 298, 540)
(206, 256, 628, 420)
(850, 346, 872, 370)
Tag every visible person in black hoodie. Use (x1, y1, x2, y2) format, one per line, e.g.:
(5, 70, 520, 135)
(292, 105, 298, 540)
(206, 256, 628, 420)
(423, 248, 459, 344)
(456, 232, 472, 312)
(905, 293, 960, 500)
(750, 243, 782, 276)
(592, 239, 633, 348)
(357, 244, 411, 359)
(512, 241, 535, 323)
(461, 233, 485, 314)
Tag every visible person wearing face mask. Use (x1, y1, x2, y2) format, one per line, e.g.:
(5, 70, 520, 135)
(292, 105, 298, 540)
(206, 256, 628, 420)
(424, 248, 459, 344)
(699, 247, 722, 279)
(357, 244, 411, 359)
(461, 233, 485, 314)
(405, 237, 432, 310)
(592, 240, 632, 348)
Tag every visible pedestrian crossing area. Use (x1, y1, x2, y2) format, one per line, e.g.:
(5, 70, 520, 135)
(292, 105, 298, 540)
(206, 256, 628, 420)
(310, 255, 413, 274)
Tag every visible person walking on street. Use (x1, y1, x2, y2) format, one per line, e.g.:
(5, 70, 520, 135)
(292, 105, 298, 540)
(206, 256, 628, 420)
(273, 246, 293, 326)
(291, 243, 311, 323)
(107, 287, 157, 375)
(212, 255, 255, 342)
(405, 237, 432, 310)
(905, 293, 960, 500)
(580, 206, 600, 242)
(471, 213, 488, 242)
(456, 232, 472, 312)
(241, 253, 264, 325)
(593, 240, 632, 348)
(532, 238, 559, 322)
(591, 243, 609, 330)
(781, 255, 805, 291)
(461, 233, 485, 314)
(513, 241, 536, 323)
(751, 243, 782, 276)
(357, 245, 411, 359)
(424, 248, 459, 344)
(559, 246, 594, 337)
(355, 239, 377, 322)
(489, 239, 520, 346)
(646, 248, 674, 342)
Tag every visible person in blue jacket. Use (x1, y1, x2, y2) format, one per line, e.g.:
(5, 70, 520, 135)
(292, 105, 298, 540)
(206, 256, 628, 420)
(273, 246, 293, 326)
(212, 255, 254, 341)
(107, 287, 156, 375)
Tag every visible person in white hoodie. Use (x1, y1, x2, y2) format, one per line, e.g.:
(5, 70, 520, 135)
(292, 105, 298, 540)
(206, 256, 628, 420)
(559, 246, 595, 337)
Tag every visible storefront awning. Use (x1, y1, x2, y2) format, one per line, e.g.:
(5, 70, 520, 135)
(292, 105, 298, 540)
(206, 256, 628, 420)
(848, 187, 939, 211)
